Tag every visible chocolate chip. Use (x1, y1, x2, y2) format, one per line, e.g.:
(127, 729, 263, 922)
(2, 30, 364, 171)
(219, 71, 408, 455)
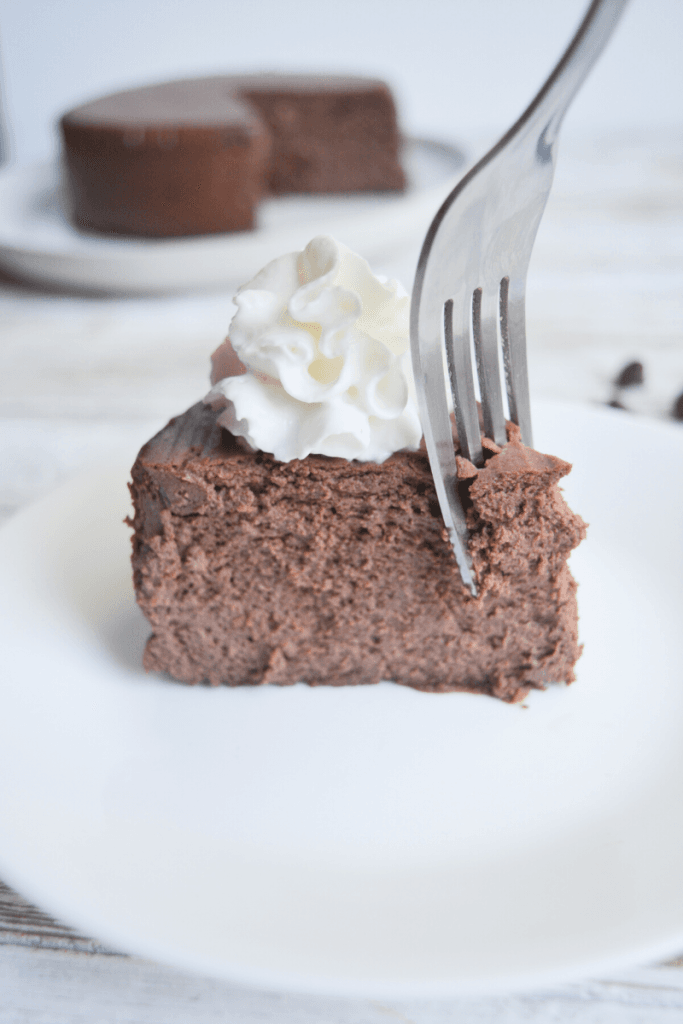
(607, 398, 626, 410)
(672, 391, 683, 421)
(614, 361, 644, 388)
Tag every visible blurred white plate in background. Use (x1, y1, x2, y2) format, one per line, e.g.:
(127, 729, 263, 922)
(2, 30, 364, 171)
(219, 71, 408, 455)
(0, 138, 464, 295)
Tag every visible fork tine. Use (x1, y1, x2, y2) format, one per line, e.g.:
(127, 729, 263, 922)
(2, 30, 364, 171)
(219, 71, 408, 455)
(410, 290, 477, 594)
(500, 276, 534, 448)
(473, 286, 508, 449)
(444, 297, 482, 466)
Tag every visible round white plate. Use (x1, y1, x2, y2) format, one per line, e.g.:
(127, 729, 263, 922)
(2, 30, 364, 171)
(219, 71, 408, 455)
(0, 138, 464, 295)
(1, 399, 683, 999)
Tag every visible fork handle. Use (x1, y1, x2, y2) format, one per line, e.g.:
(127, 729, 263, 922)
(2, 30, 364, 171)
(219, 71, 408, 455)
(521, 0, 629, 153)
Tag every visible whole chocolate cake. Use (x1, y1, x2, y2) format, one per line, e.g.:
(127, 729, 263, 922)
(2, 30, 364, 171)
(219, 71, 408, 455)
(60, 75, 405, 238)
(128, 236, 586, 701)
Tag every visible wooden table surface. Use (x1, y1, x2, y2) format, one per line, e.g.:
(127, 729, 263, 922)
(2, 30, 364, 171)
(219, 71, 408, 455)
(1, 131, 682, 1021)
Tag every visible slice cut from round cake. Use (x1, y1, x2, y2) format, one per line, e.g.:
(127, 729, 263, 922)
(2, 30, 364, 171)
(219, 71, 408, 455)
(128, 402, 585, 702)
(127, 236, 586, 701)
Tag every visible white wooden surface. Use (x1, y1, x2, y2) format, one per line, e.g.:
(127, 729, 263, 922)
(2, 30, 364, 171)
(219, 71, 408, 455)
(4, 945, 683, 1024)
(1, 132, 683, 1020)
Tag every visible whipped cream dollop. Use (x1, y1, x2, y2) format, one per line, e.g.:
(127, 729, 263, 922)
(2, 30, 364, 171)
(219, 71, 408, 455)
(204, 236, 421, 463)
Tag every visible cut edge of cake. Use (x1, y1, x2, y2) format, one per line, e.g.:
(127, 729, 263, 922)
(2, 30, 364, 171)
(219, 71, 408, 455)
(128, 402, 587, 703)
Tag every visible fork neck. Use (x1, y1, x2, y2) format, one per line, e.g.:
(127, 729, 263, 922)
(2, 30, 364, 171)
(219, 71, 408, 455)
(515, 0, 629, 157)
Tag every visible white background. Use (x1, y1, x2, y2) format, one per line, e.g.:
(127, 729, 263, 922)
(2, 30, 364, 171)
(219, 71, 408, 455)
(1, 0, 682, 165)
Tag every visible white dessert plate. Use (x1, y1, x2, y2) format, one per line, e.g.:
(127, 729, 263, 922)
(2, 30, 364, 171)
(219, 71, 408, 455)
(0, 399, 682, 999)
(0, 138, 464, 295)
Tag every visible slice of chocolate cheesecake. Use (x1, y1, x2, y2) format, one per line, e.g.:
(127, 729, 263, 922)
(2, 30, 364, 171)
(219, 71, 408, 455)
(128, 401, 586, 702)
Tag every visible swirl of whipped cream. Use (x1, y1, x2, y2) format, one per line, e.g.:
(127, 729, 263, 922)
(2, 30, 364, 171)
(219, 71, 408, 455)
(204, 235, 422, 463)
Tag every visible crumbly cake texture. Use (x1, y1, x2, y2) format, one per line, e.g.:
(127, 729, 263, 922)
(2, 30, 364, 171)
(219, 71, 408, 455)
(128, 402, 586, 702)
(60, 75, 405, 238)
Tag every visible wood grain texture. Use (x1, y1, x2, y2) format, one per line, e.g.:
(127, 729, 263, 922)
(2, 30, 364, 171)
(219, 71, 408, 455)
(0, 881, 118, 955)
(4, 945, 683, 1024)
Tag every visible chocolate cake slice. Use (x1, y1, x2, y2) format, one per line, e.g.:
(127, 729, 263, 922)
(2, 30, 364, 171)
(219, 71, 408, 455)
(128, 402, 586, 702)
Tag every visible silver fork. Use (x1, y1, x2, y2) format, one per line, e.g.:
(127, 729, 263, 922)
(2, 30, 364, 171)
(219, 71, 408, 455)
(410, 0, 628, 594)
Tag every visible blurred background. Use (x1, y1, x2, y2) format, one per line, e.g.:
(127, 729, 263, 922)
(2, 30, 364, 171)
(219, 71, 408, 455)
(0, 0, 681, 519)
(1, 0, 682, 165)
(0, 0, 681, 499)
